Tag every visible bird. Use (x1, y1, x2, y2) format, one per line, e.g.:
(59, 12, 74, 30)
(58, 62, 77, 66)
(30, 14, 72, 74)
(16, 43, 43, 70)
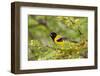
(49, 32, 78, 49)
(49, 32, 65, 48)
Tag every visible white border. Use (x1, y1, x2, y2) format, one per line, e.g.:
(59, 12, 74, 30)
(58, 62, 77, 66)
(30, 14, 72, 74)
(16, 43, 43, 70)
(20, 6, 95, 70)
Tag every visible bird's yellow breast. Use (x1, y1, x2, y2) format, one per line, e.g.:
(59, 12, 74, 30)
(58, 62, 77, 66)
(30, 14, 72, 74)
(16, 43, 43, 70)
(54, 35, 64, 47)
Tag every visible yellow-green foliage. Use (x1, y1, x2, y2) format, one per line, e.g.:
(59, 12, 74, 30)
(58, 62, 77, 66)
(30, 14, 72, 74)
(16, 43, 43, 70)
(28, 39, 87, 60)
(28, 15, 88, 60)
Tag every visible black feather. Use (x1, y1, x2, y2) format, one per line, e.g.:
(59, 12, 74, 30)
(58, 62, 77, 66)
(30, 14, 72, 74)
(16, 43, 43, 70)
(57, 38, 63, 42)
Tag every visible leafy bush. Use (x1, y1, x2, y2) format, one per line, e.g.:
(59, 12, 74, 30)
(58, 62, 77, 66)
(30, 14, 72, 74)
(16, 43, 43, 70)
(28, 15, 88, 60)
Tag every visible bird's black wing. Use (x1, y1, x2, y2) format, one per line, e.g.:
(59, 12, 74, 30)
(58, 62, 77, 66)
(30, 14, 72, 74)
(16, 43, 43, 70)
(56, 38, 63, 42)
(57, 37, 78, 43)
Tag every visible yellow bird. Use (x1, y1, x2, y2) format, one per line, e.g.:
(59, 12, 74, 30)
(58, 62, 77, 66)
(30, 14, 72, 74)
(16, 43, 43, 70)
(50, 32, 65, 48)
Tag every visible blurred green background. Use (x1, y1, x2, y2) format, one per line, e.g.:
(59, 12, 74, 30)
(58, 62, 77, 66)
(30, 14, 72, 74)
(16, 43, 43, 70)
(28, 15, 88, 61)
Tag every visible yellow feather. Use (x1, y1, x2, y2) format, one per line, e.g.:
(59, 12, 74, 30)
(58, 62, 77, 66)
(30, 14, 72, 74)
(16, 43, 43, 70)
(54, 35, 64, 49)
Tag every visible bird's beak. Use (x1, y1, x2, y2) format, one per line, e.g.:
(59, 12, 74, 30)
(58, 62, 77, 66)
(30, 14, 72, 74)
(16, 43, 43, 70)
(49, 33, 52, 37)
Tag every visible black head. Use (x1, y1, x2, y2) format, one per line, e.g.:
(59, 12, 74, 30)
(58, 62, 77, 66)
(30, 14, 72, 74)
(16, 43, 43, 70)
(50, 32, 57, 41)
